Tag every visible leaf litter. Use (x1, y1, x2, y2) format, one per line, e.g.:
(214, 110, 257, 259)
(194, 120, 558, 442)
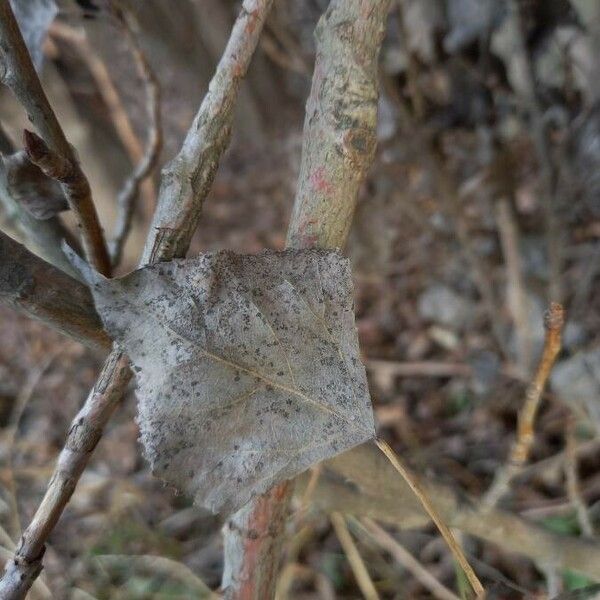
(78, 249, 375, 515)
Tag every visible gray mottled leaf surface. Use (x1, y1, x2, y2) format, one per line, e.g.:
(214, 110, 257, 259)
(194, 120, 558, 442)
(85, 249, 374, 515)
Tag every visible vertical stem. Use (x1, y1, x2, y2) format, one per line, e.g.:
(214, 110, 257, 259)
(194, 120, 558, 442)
(222, 2, 391, 598)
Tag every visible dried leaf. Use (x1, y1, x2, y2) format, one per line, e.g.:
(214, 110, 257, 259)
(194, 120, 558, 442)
(2, 151, 68, 220)
(82, 249, 375, 515)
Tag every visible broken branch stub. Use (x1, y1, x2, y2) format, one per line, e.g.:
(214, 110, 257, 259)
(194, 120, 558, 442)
(82, 249, 375, 515)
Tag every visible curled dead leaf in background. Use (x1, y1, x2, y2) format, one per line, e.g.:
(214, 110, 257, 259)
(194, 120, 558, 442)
(2, 151, 68, 220)
(77, 249, 375, 515)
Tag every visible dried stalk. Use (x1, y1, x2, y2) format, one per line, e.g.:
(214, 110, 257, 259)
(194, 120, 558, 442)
(330, 512, 380, 600)
(483, 303, 565, 508)
(222, 2, 390, 598)
(0, 230, 110, 351)
(109, 4, 162, 267)
(360, 517, 460, 600)
(0, 0, 111, 276)
(376, 439, 484, 597)
(0, 1, 272, 597)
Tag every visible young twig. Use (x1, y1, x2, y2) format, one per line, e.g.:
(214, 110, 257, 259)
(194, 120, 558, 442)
(483, 303, 565, 508)
(49, 21, 156, 209)
(0, 0, 111, 276)
(375, 438, 485, 597)
(0, 1, 274, 597)
(22, 130, 111, 276)
(330, 512, 380, 600)
(222, 2, 391, 598)
(0, 0, 72, 159)
(360, 517, 460, 600)
(565, 416, 595, 537)
(108, 4, 162, 266)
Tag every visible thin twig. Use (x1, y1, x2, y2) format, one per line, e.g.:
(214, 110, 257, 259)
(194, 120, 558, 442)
(360, 517, 460, 600)
(366, 359, 472, 378)
(483, 303, 565, 508)
(330, 512, 380, 600)
(108, 3, 162, 266)
(495, 198, 531, 371)
(0, 0, 111, 276)
(375, 438, 485, 597)
(22, 130, 111, 276)
(565, 416, 595, 537)
(48, 21, 156, 207)
(0, 1, 274, 597)
(141, 0, 275, 264)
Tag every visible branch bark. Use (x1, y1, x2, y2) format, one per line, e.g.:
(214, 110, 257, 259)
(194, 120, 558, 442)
(223, 2, 390, 598)
(0, 230, 109, 351)
(0, 1, 274, 597)
(141, 0, 274, 264)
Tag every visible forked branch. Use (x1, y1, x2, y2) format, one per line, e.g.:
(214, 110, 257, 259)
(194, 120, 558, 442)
(0, 1, 275, 597)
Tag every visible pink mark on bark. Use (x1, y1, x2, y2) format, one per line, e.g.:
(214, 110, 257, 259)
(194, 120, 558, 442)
(310, 166, 334, 196)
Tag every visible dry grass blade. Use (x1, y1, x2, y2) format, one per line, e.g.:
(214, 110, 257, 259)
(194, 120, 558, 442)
(375, 438, 485, 597)
(484, 303, 565, 508)
(361, 517, 460, 600)
(330, 512, 380, 600)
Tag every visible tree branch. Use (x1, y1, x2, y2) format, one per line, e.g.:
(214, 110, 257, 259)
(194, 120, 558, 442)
(140, 0, 275, 264)
(483, 303, 565, 508)
(0, 230, 110, 351)
(0, 1, 274, 596)
(223, 2, 390, 598)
